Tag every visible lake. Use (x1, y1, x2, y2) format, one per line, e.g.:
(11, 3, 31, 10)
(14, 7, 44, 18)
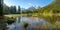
(6, 16, 52, 30)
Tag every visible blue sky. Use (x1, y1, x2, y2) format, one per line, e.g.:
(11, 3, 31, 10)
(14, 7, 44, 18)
(4, 0, 53, 9)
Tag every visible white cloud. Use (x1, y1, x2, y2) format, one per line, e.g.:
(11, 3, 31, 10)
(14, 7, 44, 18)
(28, 3, 33, 6)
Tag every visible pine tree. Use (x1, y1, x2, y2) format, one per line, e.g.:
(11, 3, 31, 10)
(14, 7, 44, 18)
(18, 6, 21, 14)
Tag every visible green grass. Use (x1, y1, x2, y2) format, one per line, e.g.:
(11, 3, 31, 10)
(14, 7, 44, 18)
(4, 14, 27, 17)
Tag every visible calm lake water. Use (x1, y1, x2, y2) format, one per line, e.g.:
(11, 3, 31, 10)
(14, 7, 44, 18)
(6, 16, 50, 30)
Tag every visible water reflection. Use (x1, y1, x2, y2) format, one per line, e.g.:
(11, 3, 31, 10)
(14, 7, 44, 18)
(6, 16, 48, 30)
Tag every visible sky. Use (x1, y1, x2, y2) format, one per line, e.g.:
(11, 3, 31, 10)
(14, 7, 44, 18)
(4, 0, 53, 9)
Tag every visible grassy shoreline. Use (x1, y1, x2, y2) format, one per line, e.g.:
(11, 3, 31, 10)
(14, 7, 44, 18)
(4, 13, 60, 17)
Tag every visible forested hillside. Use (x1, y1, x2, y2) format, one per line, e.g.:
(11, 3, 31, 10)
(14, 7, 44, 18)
(38, 0, 60, 14)
(36, 0, 60, 24)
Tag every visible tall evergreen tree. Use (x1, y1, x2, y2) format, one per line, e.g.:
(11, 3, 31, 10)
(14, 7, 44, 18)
(13, 6, 16, 14)
(0, 0, 7, 30)
(10, 6, 16, 14)
(18, 6, 21, 14)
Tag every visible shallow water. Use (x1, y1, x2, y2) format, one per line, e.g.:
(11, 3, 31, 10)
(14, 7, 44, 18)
(6, 16, 48, 30)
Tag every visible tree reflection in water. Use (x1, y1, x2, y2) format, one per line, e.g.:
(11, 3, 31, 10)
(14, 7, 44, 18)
(6, 16, 49, 30)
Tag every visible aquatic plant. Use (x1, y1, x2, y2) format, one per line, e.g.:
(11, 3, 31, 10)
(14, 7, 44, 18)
(23, 21, 28, 28)
(6, 17, 15, 24)
(23, 21, 28, 30)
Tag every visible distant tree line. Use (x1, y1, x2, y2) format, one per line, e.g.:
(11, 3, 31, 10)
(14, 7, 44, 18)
(3, 4, 40, 14)
(3, 4, 21, 14)
(22, 10, 33, 14)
